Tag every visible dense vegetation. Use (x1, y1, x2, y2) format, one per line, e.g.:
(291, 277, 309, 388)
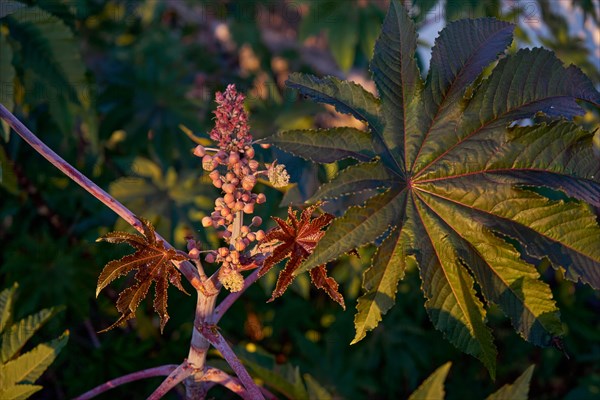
(1, 1, 599, 399)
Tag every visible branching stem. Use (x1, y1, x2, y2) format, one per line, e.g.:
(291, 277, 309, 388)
(73, 364, 178, 399)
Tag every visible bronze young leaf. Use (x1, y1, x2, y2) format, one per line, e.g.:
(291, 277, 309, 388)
(259, 204, 345, 309)
(96, 218, 188, 333)
(271, 0, 600, 378)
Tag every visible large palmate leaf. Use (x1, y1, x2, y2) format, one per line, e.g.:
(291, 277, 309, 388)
(96, 218, 189, 332)
(271, 0, 600, 376)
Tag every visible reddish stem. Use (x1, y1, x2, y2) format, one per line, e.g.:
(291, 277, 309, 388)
(202, 367, 278, 400)
(74, 365, 178, 399)
(0, 104, 203, 290)
(147, 361, 196, 400)
(199, 324, 265, 400)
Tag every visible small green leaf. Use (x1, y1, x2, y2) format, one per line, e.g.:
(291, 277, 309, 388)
(0, 308, 55, 363)
(486, 365, 535, 400)
(0, 331, 68, 388)
(270, 127, 376, 163)
(408, 362, 452, 400)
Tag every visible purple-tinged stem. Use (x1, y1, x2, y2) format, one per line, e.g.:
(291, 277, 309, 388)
(199, 323, 265, 400)
(0, 104, 203, 290)
(202, 367, 278, 400)
(74, 364, 178, 400)
(212, 268, 261, 324)
(147, 361, 196, 400)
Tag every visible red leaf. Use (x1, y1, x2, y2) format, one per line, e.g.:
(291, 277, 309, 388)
(96, 218, 188, 333)
(259, 204, 343, 307)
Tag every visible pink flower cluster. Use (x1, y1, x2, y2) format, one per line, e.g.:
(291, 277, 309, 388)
(209, 84, 252, 152)
(193, 84, 288, 292)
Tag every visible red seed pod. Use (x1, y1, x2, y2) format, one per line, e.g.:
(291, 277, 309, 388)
(235, 239, 246, 252)
(221, 207, 231, 217)
(201, 216, 213, 227)
(251, 216, 262, 226)
(212, 179, 223, 189)
(202, 155, 215, 171)
(234, 201, 245, 212)
(209, 170, 220, 181)
(224, 193, 235, 204)
(225, 172, 235, 182)
(242, 175, 256, 191)
(256, 230, 265, 241)
(256, 193, 266, 204)
(241, 225, 250, 234)
(193, 145, 206, 157)
(241, 193, 251, 202)
(248, 160, 259, 171)
(223, 183, 236, 194)
(225, 214, 234, 223)
(246, 232, 256, 242)
(228, 152, 240, 165)
(245, 146, 256, 158)
(243, 202, 255, 214)
(205, 252, 216, 263)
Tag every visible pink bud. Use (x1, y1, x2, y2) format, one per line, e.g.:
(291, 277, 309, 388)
(243, 202, 255, 214)
(251, 216, 262, 226)
(205, 252, 216, 263)
(201, 216, 213, 227)
(256, 193, 266, 204)
(193, 145, 206, 157)
(189, 248, 200, 259)
(256, 230, 265, 241)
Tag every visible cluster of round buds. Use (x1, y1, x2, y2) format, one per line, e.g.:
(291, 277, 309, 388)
(195, 84, 283, 292)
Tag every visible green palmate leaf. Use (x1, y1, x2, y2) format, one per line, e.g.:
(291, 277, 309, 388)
(486, 365, 535, 400)
(269, 127, 375, 163)
(0, 284, 17, 334)
(370, 0, 421, 171)
(295, 188, 406, 275)
(309, 159, 393, 202)
(0, 331, 68, 389)
(352, 226, 412, 344)
(0, 308, 55, 363)
(408, 362, 451, 400)
(412, 198, 497, 377)
(277, 0, 600, 374)
(285, 73, 383, 134)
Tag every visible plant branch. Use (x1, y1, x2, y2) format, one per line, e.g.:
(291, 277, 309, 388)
(0, 104, 202, 290)
(73, 364, 178, 400)
(202, 367, 278, 400)
(147, 361, 196, 400)
(198, 323, 265, 400)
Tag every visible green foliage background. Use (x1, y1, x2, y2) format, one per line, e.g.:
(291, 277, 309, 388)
(0, 1, 598, 399)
